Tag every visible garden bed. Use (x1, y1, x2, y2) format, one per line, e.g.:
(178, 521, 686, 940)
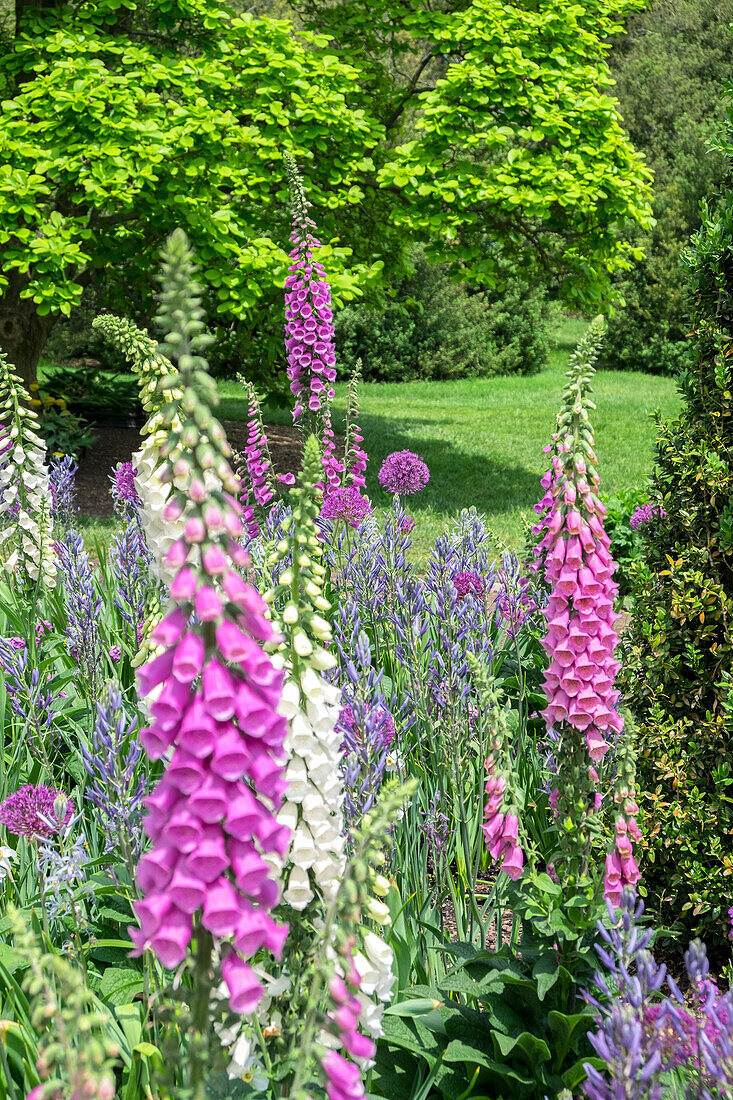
(75, 419, 319, 516)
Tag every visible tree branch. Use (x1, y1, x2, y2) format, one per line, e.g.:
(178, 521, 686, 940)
(383, 49, 437, 130)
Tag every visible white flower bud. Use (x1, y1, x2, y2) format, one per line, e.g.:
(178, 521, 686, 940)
(292, 630, 312, 657)
(373, 875, 391, 897)
(366, 898, 392, 925)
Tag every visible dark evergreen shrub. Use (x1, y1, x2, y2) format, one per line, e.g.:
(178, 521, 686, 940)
(335, 252, 552, 382)
(623, 190, 733, 947)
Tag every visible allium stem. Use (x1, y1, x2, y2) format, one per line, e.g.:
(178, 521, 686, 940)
(37, 864, 50, 942)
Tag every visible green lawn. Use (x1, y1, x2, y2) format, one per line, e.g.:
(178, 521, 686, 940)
(217, 317, 682, 561)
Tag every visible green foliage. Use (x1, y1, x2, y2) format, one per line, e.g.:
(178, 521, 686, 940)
(40, 360, 141, 425)
(33, 403, 98, 459)
(372, 882, 602, 1100)
(634, 709, 733, 947)
(295, 0, 652, 306)
(602, 0, 733, 375)
(602, 487, 649, 598)
(623, 184, 733, 946)
(0, 0, 652, 386)
(335, 253, 553, 382)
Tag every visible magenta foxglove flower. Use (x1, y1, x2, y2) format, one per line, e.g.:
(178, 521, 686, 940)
(240, 383, 276, 520)
(322, 1050, 367, 1100)
(482, 757, 523, 881)
(322, 945, 376, 1099)
(284, 157, 337, 422)
(130, 233, 290, 1004)
(321, 401, 344, 490)
(0, 785, 74, 839)
(321, 486, 372, 529)
(532, 320, 639, 904)
(132, 539, 292, 985)
(534, 449, 622, 763)
(378, 450, 429, 496)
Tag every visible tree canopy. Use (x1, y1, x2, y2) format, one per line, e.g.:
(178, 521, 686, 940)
(0, 0, 652, 383)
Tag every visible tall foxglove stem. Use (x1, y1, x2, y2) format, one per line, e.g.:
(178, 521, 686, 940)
(0, 354, 56, 592)
(532, 317, 639, 898)
(343, 364, 367, 489)
(283, 153, 337, 431)
(130, 232, 290, 1090)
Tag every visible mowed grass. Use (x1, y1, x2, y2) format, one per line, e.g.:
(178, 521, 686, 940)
(218, 317, 682, 561)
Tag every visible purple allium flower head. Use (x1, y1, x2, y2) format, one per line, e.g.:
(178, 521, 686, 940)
(629, 503, 665, 531)
(7, 636, 25, 650)
(378, 450, 429, 496)
(399, 515, 416, 534)
(321, 486, 372, 529)
(284, 155, 337, 422)
(453, 571, 485, 601)
(35, 620, 52, 645)
(0, 784, 74, 839)
(108, 645, 122, 662)
(109, 461, 141, 512)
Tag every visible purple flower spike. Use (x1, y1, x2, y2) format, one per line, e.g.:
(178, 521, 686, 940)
(49, 454, 79, 530)
(378, 450, 429, 496)
(82, 685, 145, 862)
(630, 503, 665, 530)
(110, 462, 141, 513)
(0, 784, 73, 839)
(284, 155, 337, 423)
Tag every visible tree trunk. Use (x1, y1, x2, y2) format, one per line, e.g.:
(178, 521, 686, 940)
(0, 273, 57, 389)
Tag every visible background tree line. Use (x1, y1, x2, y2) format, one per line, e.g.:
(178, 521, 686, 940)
(8, 0, 731, 391)
(0, 0, 651, 396)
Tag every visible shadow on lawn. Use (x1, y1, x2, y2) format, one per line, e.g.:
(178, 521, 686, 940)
(358, 412, 541, 521)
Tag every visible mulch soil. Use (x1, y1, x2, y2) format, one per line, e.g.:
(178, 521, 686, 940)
(76, 419, 313, 517)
